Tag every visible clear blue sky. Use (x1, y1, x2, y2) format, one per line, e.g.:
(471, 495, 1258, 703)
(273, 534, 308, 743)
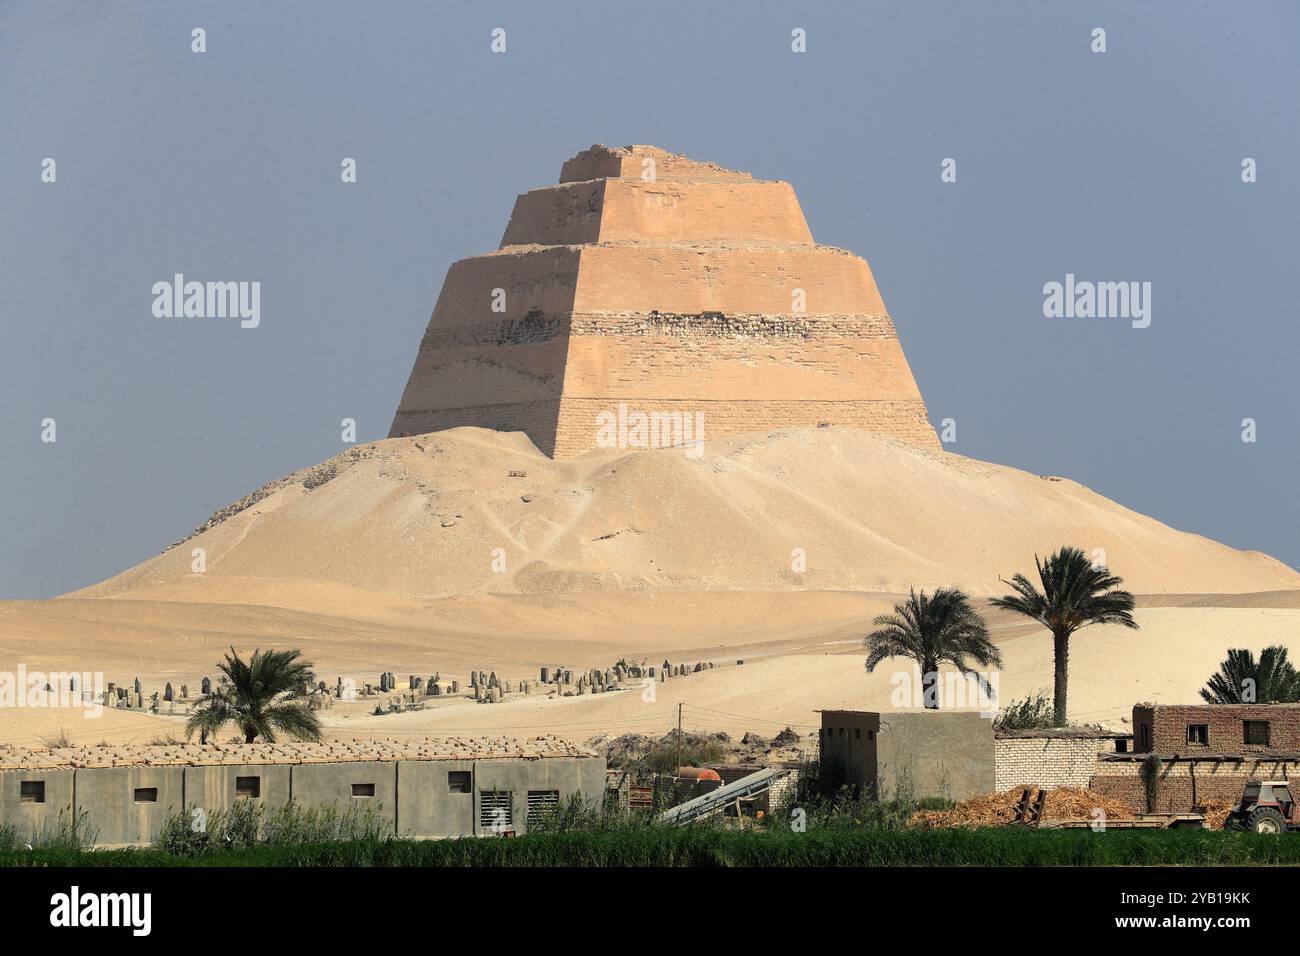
(2, 0, 1297, 597)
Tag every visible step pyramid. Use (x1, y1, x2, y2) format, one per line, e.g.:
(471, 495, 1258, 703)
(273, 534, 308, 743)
(389, 144, 939, 457)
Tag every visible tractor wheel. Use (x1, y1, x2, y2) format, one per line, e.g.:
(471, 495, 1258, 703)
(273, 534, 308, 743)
(1247, 807, 1287, 834)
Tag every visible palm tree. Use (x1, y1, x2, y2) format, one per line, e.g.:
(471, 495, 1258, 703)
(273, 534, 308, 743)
(186, 647, 322, 744)
(865, 588, 1003, 709)
(1201, 646, 1300, 704)
(991, 547, 1137, 726)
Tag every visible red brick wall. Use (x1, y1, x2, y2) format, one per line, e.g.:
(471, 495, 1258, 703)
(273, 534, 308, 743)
(1131, 704, 1300, 756)
(1091, 759, 1300, 813)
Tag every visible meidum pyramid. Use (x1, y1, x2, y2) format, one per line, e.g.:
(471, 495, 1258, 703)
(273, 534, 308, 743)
(389, 145, 939, 457)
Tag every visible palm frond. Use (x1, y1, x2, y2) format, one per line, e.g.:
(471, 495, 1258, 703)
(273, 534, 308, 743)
(185, 647, 322, 743)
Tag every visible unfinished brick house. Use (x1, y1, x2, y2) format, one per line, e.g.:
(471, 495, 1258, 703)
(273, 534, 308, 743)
(1090, 703, 1300, 813)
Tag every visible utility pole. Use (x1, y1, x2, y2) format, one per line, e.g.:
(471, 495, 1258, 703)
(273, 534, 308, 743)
(676, 702, 683, 773)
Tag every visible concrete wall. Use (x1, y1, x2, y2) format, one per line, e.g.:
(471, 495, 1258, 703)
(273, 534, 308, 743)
(820, 711, 994, 801)
(290, 760, 398, 834)
(471, 756, 605, 835)
(0, 755, 605, 846)
(395, 759, 475, 838)
(819, 711, 880, 794)
(74, 765, 185, 847)
(875, 712, 994, 802)
(185, 763, 292, 814)
(0, 768, 74, 841)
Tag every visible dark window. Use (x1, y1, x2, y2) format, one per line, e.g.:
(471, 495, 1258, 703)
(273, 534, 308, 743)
(448, 771, 471, 793)
(133, 787, 158, 803)
(20, 781, 45, 804)
(351, 783, 375, 798)
(526, 789, 559, 825)
(1244, 721, 1271, 746)
(1187, 724, 1209, 746)
(1139, 725, 1150, 748)
(1115, 738, 1129, 753)
(235, 776, 260, 799)
(854, 728, 861, 739)
(868, 730, 875, 741)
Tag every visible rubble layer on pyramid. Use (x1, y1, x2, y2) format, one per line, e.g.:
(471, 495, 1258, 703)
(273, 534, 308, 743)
(390, 145, 938, 456)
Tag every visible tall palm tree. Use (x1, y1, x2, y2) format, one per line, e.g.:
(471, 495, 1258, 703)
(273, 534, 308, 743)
(1201, 646, 1300, 704)
(865, 588, 1003, 709)
(991, 547, 1138, 726)
(186, 647, 322, 744)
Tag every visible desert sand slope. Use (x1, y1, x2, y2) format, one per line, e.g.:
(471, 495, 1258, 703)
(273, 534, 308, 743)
(5, 425, 1296, 747)
(3, 604, 1300, 746)
(73, 426, 1300, 602)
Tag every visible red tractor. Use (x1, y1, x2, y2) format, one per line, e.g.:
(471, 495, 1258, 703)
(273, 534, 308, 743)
(1226, 780, 1299, 833)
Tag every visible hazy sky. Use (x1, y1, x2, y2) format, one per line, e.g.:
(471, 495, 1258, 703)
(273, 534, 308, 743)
(2, 0, 1297, 598)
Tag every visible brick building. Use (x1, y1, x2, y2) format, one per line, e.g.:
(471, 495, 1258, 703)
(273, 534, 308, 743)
(1131, 702, 1300, 756)
(994, 728, 1128, 791)
(1091, 703, 1300, 813)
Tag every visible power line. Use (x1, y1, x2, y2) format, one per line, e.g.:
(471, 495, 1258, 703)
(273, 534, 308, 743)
(682, 703, 819, 731)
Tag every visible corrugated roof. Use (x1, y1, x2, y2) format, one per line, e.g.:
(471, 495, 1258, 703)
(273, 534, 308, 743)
(0, 736, 596, 771)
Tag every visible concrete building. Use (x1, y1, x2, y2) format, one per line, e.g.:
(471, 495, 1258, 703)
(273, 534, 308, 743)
(0, 736, 604, 847)
(819, 710, 994, 801)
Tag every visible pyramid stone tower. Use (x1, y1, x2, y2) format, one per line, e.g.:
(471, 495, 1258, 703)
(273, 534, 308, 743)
(389, 145, 938, 456)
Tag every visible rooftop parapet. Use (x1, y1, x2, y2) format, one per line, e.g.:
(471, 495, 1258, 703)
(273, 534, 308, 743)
(0, 735, 596, 770)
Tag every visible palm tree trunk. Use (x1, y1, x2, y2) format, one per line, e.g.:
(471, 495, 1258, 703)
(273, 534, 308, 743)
(922, 660, 939, 709)
(1052, 631, 1069, 725)
(245, 729, 257, 744)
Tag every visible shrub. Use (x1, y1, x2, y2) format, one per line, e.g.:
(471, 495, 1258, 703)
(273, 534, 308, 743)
(527, 793, 668, 834)
(37, 809, 97, 851)
(993, 690, 1056, 732)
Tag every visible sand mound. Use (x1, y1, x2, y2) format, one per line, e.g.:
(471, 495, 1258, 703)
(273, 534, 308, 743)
(73, 426, 1299, 603)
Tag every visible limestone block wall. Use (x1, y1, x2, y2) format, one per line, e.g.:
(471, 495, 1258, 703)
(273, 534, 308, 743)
(500, 180, 604, 247)
(501, 180, 812, 247)
(595, 180, 812, 244)
(389, 144, 939, 457)
(560, 144, 753, 183)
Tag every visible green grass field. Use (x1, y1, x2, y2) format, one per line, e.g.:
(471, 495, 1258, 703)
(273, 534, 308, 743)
(3, 827, 1298, 867)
